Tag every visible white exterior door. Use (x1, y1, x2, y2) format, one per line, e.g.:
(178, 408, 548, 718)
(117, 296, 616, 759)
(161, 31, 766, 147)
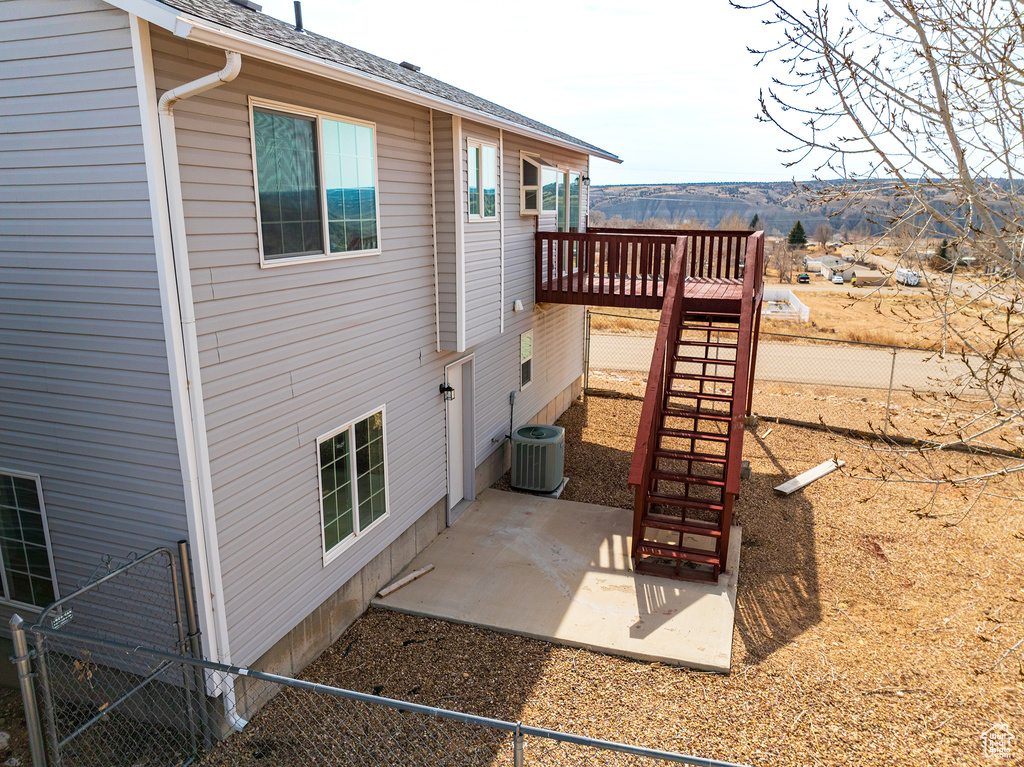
(445, 357, 474, 523)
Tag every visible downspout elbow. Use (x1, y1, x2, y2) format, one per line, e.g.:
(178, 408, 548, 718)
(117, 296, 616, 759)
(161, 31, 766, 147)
(158, 51, 241, 116)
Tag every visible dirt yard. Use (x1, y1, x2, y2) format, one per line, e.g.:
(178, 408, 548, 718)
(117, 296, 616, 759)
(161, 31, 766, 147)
(224, 396, 1024, 767)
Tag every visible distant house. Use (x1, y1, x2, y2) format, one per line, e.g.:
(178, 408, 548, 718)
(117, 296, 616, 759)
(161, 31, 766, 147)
(0, 0, 619, 698)
(806, 255, 846, 270)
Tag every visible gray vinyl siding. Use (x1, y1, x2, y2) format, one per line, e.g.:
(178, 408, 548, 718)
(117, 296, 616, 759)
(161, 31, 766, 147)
(462, 121, 502, 349)
(432, 112, 458, 351)
(0, 0, 188, 619)
(151, 30, 453, 666)
(468, 135, 588, 465)
(150, 28, 593, 666)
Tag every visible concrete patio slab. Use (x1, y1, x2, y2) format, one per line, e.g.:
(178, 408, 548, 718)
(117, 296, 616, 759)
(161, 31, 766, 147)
(372, 488, 741, 672)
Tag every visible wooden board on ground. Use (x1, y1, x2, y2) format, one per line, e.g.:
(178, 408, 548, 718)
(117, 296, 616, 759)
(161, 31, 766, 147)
(774, 459, 845, 495)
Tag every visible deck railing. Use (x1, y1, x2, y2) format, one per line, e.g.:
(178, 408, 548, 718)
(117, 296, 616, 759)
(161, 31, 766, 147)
(627, 235, 688, 517)
(536, 228, 752, 308)
(724, 230, 765, 495)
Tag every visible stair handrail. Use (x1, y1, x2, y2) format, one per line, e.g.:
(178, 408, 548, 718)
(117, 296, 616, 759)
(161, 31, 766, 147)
(628, 236, 689, 490)
(724, 230, 765, 495)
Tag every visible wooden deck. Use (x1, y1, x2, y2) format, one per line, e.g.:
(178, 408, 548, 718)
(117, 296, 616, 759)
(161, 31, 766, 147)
(535, 229, 751, 312)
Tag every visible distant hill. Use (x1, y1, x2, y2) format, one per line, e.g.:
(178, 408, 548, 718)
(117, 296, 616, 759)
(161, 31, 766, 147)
(588, 181, 888, 237)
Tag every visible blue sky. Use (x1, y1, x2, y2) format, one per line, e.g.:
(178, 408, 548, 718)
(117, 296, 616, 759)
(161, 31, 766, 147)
(253, 0, 793, 186)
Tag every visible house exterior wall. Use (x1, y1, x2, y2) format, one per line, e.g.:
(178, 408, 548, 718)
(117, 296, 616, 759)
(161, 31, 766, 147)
(0, 0, 189, 619)
(431, 112, 458, 352)
(461, 121, 502, 349)
(150, 30, 589, 667)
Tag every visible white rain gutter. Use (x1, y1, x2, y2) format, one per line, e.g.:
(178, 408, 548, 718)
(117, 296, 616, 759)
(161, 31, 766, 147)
(155, 49, 248, 732)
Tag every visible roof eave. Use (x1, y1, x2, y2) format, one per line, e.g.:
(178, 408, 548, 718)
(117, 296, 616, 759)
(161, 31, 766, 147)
(115, 0, 622, 163)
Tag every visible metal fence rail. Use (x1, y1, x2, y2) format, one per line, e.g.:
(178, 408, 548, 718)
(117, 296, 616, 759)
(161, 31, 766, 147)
(13, 618, 750, 767)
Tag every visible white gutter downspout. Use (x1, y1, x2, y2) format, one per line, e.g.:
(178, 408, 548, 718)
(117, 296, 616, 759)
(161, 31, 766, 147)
(155, 50, 246, 731)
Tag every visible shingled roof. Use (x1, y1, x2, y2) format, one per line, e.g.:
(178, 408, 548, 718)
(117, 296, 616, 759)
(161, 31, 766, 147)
(154, 0, 619, 161)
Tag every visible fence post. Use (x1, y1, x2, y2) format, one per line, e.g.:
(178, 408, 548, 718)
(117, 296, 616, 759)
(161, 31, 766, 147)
(178, 540, 212, 749)
(884, 347, 897, 435)
(513, 722, 525, 767)
(583, 310, 591, 396)
(10, 616, 47, 767)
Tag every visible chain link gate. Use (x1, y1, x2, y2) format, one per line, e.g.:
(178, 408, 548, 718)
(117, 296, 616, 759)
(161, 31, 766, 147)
(11, 543, 208, 767)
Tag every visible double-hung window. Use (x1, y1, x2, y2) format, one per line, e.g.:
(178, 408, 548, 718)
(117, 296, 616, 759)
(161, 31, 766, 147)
(0, 471, 58, 609)
(251, 99, 380, 264)
(467, 141, 497, 218)
(318, 408, 389, 563)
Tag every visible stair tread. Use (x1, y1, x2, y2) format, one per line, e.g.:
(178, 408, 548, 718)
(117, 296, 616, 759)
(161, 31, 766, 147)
(654, 449, 728, 464)
(672, 355, 737, 365)
(636, 543, 721, 566)
(671, 342, 737, 352)
(659, 427, 729, 442)
(634, 559, 719, 583)
(664, 390, 733, 403)
(668, 372, 735, 384)
(678, 326, 739, 333)
(651, 470, 726, 487)
(649, 493, 725, 511)
(641, 513, 724, 536)
(662, 407, 731, 421)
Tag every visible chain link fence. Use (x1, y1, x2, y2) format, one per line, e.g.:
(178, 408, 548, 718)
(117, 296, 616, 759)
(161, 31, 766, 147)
(13, 622, 748, 767)
(12, 545, 749, 767)
(584, 310, 986, 436)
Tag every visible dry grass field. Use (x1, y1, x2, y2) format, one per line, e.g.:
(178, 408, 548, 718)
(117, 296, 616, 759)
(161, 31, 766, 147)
(588, 285, 1022, 355)
(211, 397, 1024, 767)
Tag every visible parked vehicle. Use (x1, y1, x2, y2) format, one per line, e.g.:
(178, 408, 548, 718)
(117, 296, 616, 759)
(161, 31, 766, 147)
(831, 274, 844, 284)
(797, 273, 810, 283)
(893, 267, 921, 286)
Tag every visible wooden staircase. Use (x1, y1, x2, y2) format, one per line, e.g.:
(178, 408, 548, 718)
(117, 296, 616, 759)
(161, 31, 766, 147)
(628, 233, 764, 583)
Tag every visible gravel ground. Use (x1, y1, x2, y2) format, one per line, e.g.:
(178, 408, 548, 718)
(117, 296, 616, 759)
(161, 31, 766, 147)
(207, 396, 1023, 767)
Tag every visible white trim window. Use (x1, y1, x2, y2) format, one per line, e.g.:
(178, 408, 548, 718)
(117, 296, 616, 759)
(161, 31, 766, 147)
(520, 330, 534, 389)
(559, 171, 582, 233)
(251, 98, 381, 265)
(317, 407, 390, 564)
(0, 470, 59, 609)
(520, 154, 541, 215)
(467, 140, 497, 219)
(541, 166, 559, 214)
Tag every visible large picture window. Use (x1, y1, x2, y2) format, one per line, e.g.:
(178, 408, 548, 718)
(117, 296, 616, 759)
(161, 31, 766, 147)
(318, 408, 389, 562)
(252, 100, 380, 264)
(0, 471, 58, 609)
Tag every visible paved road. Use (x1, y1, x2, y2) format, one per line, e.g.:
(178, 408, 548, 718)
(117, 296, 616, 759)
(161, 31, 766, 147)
(588, 333, 974, 392)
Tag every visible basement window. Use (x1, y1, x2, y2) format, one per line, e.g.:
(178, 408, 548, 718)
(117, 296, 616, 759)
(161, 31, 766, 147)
(318, 408, 390, 563)
(0, 470, 58, 609)
(520, 330, 534, 389)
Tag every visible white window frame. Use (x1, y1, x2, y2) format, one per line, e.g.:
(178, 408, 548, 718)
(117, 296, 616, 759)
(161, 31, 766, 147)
(0, 469, 60, 611)
(540, 165, 559, 215)
(250, 96, 383, 268)
(520, 330, 534, 390)
(467, 139, 498, 220)
(520, 153, 542, 216)
(316, 406, 391, 566)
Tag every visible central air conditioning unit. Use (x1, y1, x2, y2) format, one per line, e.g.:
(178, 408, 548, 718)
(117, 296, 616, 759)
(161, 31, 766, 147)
(511, 424, 565, 493)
